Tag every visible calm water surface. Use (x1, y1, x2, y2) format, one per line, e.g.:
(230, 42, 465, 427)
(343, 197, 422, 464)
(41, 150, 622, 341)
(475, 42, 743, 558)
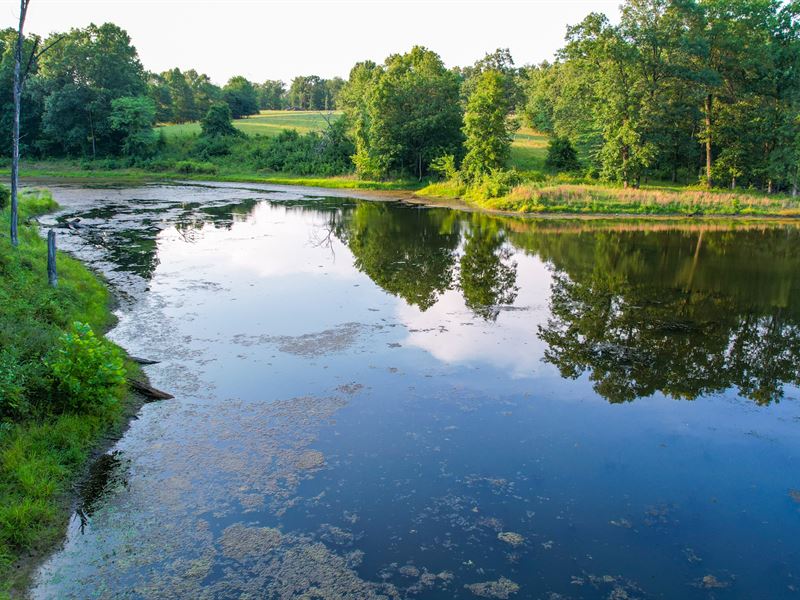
(32, 183, 800, 599)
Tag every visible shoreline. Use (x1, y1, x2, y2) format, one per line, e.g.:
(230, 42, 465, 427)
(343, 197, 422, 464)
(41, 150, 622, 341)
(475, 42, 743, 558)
(0, 196, 155, 599)
(18, 172, 800, 223)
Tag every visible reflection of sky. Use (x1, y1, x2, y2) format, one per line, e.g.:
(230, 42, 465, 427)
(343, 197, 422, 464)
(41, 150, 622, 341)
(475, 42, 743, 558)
(397, 255, 556, 379)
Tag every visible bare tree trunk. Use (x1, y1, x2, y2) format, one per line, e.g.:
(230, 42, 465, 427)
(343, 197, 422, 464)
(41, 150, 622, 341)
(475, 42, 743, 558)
(10, 0, 29, 248)
(793, 167, 798, 197)
(47, 229, 57, 287)
(704, 94, 713, 188)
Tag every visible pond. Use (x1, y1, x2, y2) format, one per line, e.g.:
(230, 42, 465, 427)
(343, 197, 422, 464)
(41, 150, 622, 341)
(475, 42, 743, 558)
(32, 182, 800, 599)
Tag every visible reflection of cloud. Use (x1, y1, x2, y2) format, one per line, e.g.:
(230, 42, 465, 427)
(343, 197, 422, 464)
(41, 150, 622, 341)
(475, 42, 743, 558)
(157, 203, 358, 280)
(397, 256, 555, 378)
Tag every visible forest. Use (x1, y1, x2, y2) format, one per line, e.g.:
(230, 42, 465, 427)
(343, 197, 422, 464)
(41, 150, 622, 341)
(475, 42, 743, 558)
(1, 0, 800, 203)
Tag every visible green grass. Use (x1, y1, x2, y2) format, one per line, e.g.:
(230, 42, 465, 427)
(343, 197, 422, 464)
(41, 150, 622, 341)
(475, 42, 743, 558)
(1, 160, 425, 192)
(480, 182, 800, 216)
(158, 109, 340, 139)
(509, 126, 549, 172)
(0, 191, 137, 598)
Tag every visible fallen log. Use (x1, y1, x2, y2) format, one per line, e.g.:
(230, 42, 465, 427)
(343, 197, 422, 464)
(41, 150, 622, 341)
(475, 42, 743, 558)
(128, 378, 174, 400)
(130, 356, 160, 365)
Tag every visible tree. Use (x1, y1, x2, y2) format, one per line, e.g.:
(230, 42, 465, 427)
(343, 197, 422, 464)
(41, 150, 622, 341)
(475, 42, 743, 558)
(223, 76, 258, 118)
(201, 103, 239, 137)
(258, 80, 285, 109)
(109, 96, 156, 157)
(462, 69, 516, 179)
(340, 46, 464, 180)
(37, 23, 147, 157)
(10, 0, 29, 247)
(545, 136, 580, 171)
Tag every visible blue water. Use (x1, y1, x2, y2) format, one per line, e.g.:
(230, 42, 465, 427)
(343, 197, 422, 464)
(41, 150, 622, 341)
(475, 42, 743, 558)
(32, 183, 800, 599)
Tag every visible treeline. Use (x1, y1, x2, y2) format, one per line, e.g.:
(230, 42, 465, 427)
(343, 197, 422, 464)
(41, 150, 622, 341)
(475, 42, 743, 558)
(0, 22, 344, 158)
(4, 0, 800, 193)
(148, 71, 345, 122)
(523, 0, 800, 192)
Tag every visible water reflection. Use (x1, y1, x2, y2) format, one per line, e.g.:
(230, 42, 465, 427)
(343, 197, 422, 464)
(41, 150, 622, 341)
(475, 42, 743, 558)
(49, 186, 800, 405)
(33, 184, 800, 599)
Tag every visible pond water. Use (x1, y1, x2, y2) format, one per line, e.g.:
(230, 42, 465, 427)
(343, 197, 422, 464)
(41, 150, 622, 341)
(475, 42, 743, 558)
(32, 183, 800, 599)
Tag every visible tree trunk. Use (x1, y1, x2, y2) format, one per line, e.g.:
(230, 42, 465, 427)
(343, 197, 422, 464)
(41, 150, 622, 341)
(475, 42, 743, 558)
(47, 229, 57, 287)
(793, 168, 798, 197)
(704, 94, 713, 187)
(767, 179, 773, 194)
(731, 176, 736, 190)
(10, 0, 28, 248)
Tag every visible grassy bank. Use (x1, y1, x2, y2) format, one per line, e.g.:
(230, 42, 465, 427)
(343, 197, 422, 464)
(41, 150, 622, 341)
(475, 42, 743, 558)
(0, 191, 139, 598)
(420, 179, 800, 217)
(0, 161, 424, 192)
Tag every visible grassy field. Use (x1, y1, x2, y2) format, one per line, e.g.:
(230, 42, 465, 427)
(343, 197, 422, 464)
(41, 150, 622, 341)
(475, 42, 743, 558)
(158, 109, 340, 139)
(510, 126, 549, 172)
(0, 193, 142, 598)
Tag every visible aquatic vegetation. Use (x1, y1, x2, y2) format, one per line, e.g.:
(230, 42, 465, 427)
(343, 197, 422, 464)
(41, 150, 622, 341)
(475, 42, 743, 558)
(497, 531, 525, 547)
(464, 577, 520, 598)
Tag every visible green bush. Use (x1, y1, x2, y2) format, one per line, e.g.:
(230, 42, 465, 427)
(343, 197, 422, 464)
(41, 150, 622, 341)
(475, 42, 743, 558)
(175, 160, 218, 175)
(545, 136, 581, 171)
(465, 169, 521, 201)
(48, 322, 126, 413)
(0, 185, 9, 210)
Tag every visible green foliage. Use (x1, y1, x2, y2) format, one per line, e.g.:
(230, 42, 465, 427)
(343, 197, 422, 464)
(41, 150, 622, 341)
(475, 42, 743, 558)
(0, 192, 130, 593)
(463, 169, 521, 202)
(223, 76, 259, 119)
(462, 70, 517, 180)
(175, 160, 218, 175)
(36, 23, 147, 157)
(246, 120, 354, 176)
(200, 103, 239, 138)
(545, 136, 580, 171)
(0, 184, 8, 210)
(523, 0, 800, 191)
(48, 322, 126, 414)
(429, 154, 458, 180)
(109, 96, 157, 158)
(340, 46, 464, 180)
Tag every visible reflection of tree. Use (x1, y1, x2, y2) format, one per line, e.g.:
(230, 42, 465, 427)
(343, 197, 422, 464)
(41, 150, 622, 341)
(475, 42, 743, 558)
(459, 220, 518, 321)
(333, 202, 460, 310)
(536, 228, 800, 404)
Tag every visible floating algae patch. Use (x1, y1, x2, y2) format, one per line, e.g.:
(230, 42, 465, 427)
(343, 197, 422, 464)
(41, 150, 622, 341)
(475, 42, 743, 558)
(220, 523, 282, 561)
(465, 576, 520, 598)
(497, 531, 525, 547)
(232, 322, 379, 358)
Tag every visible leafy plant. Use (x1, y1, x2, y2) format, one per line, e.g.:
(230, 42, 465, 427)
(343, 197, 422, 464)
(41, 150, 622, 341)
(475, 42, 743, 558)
(48, 322, 126, 413)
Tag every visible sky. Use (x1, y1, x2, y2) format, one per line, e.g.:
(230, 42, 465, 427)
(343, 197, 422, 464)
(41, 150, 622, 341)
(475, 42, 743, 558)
(0, 0, 621, 84)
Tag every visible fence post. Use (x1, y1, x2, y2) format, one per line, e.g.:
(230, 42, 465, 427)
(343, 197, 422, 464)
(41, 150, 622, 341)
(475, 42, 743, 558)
(47, 229, 57, 288)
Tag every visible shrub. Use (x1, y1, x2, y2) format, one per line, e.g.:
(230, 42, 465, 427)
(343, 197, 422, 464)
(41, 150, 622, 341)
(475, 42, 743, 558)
(465, 169, 521, 201)
(175, 160, 218, 175)
(545, 136, 580, 171)
(0, 185, 9, 210)
(429, 154, 459, 181)
(48, 322, 126, 413)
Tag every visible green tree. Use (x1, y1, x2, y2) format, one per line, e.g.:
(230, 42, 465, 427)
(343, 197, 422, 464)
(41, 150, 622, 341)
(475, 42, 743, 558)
(545, 136, 580, 171)
(223, 76, 258, 118)
(340, 46, 464, 179)
(109, 96, 156, 157)
(201, 102, 239, 137)
(462, 69, 516, 179)
(37, 23, 147, 157)
(258, 79, 286, 109)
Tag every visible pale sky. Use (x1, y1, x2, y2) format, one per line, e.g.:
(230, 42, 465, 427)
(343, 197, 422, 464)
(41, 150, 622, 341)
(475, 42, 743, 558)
(0, 0, 620, 84)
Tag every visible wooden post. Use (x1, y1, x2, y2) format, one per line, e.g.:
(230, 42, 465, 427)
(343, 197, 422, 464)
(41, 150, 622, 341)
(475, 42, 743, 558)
(47, 229, 57, 288)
